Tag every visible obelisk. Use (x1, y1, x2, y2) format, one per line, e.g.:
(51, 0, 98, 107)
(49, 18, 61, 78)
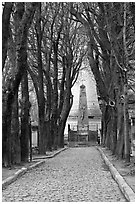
(77, 84, 89, 142)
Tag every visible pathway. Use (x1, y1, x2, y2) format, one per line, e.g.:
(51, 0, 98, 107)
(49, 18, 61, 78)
(2, 147, 126, 202)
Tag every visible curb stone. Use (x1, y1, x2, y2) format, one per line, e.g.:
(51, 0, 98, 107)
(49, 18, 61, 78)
(2, 147, 68, 189)
(32, 146, 68, 160)
(97, 146, 135, 202)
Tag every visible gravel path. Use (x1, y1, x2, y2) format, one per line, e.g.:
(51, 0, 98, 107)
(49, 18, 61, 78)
(2, 147, 126, 202)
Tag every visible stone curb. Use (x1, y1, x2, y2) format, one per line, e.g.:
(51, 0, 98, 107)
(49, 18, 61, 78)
(97, 146, 135, 202)
(2, 147, 68, 189)
(32, 146, 68, 160)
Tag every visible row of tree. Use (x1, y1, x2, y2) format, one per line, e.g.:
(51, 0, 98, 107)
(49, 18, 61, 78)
(2, 2, 87, 166)
(70, 2, 135, 161)
(2, 2, 135, 166)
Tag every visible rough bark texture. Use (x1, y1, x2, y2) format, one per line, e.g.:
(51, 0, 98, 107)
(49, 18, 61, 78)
(51, 42, 59, 149)
(2, 95, 12, 167)
(44, 71, 53, 151)
(36, 3, 46, 154)
(20, 70, 30, 162)
(2, 2, 13, 70)
(11, 92, 21, 164)
(58, 91, 73, 147)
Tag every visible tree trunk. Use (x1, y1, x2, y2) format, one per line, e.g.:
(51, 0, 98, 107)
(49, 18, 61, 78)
(20, 70, 30, 162)
(122, 3, 130, 162)
(111, 108, 117, 154)
(2, 2, 38, 113)
(45, 121, 52, 151)
(43, 69, 53, 151)
(51, 42, 59, 150)
(51, 113, 58, 150)
(2, 94, 12, 167)
(38, 107, 46, 154)
(36, 3, 46, 154)
(58, 92, 73, 148)
(50, 23, 63, 149)
(28, 67, 46, 154)
(123, 84, 130, 161)
(2, 3, 37, 166)
(2, 2, 13, 70)
(116, 114, 124, 159)
(11, 92, 21, 164)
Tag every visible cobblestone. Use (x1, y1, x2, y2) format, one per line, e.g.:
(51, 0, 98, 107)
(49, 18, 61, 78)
(2, 147, 126, 202)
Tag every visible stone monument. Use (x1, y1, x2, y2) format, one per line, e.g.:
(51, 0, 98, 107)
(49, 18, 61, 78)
(77, 84, 89, 142)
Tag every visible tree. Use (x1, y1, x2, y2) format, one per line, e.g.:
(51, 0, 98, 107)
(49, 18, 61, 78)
(70, 2, 135, 161)
(27, 2, 87, 151)
(2, 2, 38, 166)
(35, 3, 46, 154)
(57, 6, 88, 147)
(27, 2, 60, 152)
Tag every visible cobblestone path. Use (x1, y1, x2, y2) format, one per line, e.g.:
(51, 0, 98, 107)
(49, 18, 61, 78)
(2, 147, 126, 202)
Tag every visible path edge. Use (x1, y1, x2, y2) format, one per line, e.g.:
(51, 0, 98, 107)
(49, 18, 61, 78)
(2, 146, 68, 189)
(96, 146, 135, 202)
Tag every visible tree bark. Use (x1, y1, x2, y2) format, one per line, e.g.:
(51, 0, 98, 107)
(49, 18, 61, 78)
(51, 42, 59, 149)
(122, 3, 130, 162)
(2, 2, 13, 71)
(2, 94, 12, 167)
(20, 70, 30, 162)
(58, 91, 73, 147)
(123, 83, 130, 161)
(43, 70, 53, 151)
(58, 52, 73, 147)
(36, 3, 46, 154)
(11, 92, 21, 164)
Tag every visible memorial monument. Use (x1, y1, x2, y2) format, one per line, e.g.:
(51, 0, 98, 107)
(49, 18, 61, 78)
(77, 84, 89, 142)
(66, 69, 102, 146)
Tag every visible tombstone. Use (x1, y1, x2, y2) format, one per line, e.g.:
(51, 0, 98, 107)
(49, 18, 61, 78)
(77, 84, 89, 142)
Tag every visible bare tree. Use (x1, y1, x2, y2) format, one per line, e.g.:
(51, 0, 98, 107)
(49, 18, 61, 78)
(2, 2, 38, 166)
(58, 7, 88, 147)
(71, 2, 135, 161)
